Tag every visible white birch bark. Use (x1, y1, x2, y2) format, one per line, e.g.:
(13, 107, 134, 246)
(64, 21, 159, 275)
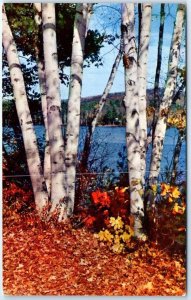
(42, 3, 67, 220)
(149, 4, 165, 144)
(2, 5, 49, 214)
(138, 3, 152, 184)
(34, 3, 51, 196)
(149, 4, 185, 184)
(171, 129, 185, 184)
(121, 3, 146, 239)
(65, 3, 93, 216)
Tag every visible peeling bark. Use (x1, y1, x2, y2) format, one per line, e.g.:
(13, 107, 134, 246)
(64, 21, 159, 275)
(138, 3, 152, 184)
(2, 5, 49, 214)
(121, 3, 146, 239)
(65, 3, 93, 216)
(42, 3, 67, 220)
(149, 4, 185, 184)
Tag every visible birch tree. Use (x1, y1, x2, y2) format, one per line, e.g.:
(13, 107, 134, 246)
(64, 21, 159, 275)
(81, 42, 123, 169)
(137, 3, 152, 184)
(42, 3, 67, 219)
(149, 4, 165, 142)
(149, 4, 185, 184)
(65, 3, 93, 216)
(2, 4, 49, 214)
(34, 3, 51, 196)
(121, 3, 146, 239)
(171, 129, 185, 184)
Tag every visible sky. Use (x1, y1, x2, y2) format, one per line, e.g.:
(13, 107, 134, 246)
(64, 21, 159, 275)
(60, 3, 185, 99)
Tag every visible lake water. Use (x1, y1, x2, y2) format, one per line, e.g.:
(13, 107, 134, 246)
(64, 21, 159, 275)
(3, 125, 186, 182)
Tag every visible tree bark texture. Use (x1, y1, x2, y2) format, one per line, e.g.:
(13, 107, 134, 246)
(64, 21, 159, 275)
(42, 3, 67, 220)
(149, 4, 185, 184)
(2, 5, 49, 214)
(65, 3, 93, 216)
(137, 3, 152, 185)
(121, 3, 146, 239)
(34, 3, 51, 196)
(149, 4, 165, 143)
(171, 129, 186, 184)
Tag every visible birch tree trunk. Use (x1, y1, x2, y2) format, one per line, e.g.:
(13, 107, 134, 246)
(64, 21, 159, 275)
(81, 42, 123, 169)
(65, 3, 93, 216)
(2, 5, 49, 214)
(171, 129, 186, 184)
(149, 4, 185, 184)
(121, 3, 146, 240)
(34, 3, 51, 196)
(149, 4, 165, 143)
(138, 4, 142, 56)
(42, 3, 67, 220)
(138, 3, 152, 184)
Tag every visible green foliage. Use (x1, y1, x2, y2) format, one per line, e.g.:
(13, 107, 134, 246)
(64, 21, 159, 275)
(3, 3, 107, 99)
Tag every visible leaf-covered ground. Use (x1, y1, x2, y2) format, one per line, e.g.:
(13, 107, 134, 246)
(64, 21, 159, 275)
(3, 215, 186, 296)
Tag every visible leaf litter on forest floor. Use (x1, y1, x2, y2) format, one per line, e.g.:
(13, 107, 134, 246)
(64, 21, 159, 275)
(3, 217, 186, 296)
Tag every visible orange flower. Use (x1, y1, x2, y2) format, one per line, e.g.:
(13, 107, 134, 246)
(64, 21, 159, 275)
(161, 183, 171, 196)
(170, 186, 181, 199)
(91, 190, 111, 207)
(85, 216, 96, 227)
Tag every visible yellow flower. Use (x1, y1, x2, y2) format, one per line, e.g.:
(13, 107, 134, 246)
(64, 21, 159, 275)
(114, 234, 120, 244)
(170, 186, 181, 199)
(172, 203, 185, 215)
(112, 242, 124, 254)
(97, 230, 113, 242)
(161, 183, 171, 196)
(109, 216, 124, 230)
(121, 232, 131, 242)
(125, 224, 134, 236)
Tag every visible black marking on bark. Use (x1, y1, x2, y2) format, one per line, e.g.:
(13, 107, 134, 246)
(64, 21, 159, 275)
(128, 79, 135, 86)
(52, 52, 57, 60)
(14, 78, 19, 82)
(9, 64, 21, 71)
(42, 180, 47, 192)
(121, 24, 128, 33)
(132, 109, 137, 117)
(50, 105, 60, 111)
(26, 121, 32, 124)
(43, 23, 56, 31)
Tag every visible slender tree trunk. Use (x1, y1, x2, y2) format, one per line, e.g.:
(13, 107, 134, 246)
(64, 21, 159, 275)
(65, 3, 93, 216)
(138, 3, 142, 56)
(138, 3, 152, 184)
(2, 5, 49, 214)
(149, 4, 185, 185)
(81, 42, 123, 169)
(149, 4, 165, 143)
(171, 129, 185, 184)
(34, 3, 51, 196)
(121, 3, 146, 240)
(42, 3, 67, 220)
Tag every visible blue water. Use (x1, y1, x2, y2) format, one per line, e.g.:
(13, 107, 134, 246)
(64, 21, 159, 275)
(3, 125, 186, 181)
